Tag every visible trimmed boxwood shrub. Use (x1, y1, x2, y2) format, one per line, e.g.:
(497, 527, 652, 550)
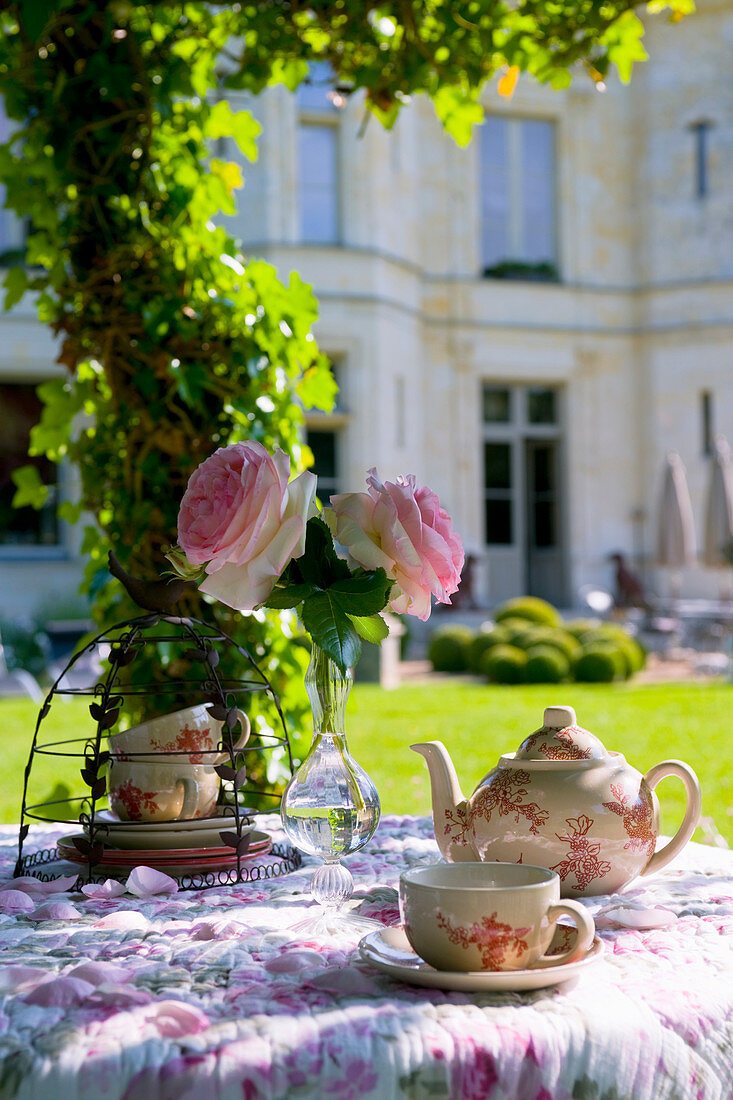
(573, 624, 646, 679)
(513, 625, 581, 664)
(564, 619, 601, 642)
(493, 596, 562, 628)
(499, 618, 540, 648)
(573, 644, 621, 683)
(427, 625, 475, 673)
(524, 644, 570, 683)
(480, 644, 528, 684)
(467, 628, 508, 673)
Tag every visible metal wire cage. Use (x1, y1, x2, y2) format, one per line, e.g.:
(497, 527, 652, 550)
(15, 613, 302, 889)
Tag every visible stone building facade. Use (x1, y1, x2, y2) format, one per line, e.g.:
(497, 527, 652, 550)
(1, 0, 732, 619)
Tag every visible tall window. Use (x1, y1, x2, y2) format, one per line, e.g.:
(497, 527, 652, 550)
(304, 358, 348, 504)
(481, 383, 561, 549)
(0, 383, 58, 547)
(0, 101, 26, 263)
(297, 64, 340, 244)
(479, 115, 557, 278)
(690, 120, 713, 199)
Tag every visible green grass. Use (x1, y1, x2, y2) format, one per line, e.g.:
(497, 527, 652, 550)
(346, 680, 733, 847)
(2, 680, 731, 846)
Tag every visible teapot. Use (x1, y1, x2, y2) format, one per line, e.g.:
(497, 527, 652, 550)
(412, 705, 701, 896)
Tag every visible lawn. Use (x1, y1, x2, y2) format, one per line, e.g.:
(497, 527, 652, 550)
(2, 679, 731, 846)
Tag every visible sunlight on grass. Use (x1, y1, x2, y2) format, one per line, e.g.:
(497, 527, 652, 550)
(1, 680, 730, 847)
(347, 680, 733, 847)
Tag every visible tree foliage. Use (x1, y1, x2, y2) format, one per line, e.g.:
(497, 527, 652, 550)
(0, 0, 691, 763)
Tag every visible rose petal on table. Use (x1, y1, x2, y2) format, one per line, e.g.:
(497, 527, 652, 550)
(144, 1000, 210, 1038)
(93, 910, 150, 931)
(66, 961, 133, 985)
(307, 964, 382, 996)
(28, 900, 82, 921)
(21, 976, 95, 1007)
(7, 875, 80, 895)
(0, 889, 36, 914)
(80, 879, 127, 899)
(0, 965, 51, 993)
(264, 949, 328, 975)
(189, 916, 249, 941)
(34, 875, 81, 895)
(596, 906, 677, 930)
(125, 866, 179, 897)
(88, 984, 153, 1007)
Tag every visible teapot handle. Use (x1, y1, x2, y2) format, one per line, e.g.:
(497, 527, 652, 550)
(640, 760, 702, 878)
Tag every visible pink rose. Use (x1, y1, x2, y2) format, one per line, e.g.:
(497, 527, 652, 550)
(325, 468, 464, 620)
(177, 441, 317, 610)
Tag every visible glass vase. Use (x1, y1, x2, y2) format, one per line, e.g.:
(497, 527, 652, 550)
(281, 642, 381, 936)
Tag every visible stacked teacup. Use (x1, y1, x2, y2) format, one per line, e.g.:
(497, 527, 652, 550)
(108, 703, 250, 824)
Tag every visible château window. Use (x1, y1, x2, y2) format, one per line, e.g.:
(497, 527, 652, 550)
(297, 63, 341, 244)
(479, 115, 558, 280)
(0, 383, 58, 548)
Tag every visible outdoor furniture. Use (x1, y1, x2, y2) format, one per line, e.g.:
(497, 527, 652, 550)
(0, 815, 731, 1099)
(0, 630, 42, 703)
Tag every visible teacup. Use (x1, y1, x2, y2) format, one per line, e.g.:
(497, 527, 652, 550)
(109, 703, 250, 765)
(107, 758, 221, 823)
(399, 862, 595, 972)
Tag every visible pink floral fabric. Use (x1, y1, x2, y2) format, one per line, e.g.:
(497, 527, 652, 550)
(0, 816, 731, 1100)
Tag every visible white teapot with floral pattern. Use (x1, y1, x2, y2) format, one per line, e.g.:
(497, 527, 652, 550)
(412, 705, 702, 896)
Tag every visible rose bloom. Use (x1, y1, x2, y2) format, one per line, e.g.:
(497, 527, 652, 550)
(177, 441, 317, 611)
(325, 468, 464, 620)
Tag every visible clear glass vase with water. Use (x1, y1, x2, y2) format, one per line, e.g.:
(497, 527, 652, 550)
(281, 642, 380, 934)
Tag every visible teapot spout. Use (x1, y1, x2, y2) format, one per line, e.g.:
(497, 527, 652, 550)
(411, 741, 479, 862)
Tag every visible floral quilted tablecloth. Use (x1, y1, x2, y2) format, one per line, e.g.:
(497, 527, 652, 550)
(0, 816, 731, 1100)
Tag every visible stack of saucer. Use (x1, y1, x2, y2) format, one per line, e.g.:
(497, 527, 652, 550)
(58, 808, 271, 875)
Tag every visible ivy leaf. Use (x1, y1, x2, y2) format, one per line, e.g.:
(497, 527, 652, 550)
(603, 11, 648, 84)
(297, 355, 337, 413)
(432, 85, 484, 147)
(206, 100, 261, 161)
(348, 613, 390, 645)
(3, 265, 29, 310)
(11, 465, 49, 510)
(301, 591, 362, 673)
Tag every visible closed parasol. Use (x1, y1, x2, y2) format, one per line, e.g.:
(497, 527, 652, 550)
(657, 452, 696, 608)
(657, 452, 696, 566)
(703, 436, 733, 605)
(702, 437, 733, 568)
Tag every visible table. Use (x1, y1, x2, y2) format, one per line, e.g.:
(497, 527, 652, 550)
(0, 816, 731, 1100)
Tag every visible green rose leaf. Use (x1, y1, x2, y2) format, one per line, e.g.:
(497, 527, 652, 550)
(348, 613, 390, 645)
(327, 568, 392, 617)
(301, 590, 362, 673)
(295, 515, 351, 587)
(263, 582, 314, 609)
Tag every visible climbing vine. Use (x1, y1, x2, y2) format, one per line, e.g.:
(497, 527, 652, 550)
(0, 0, 691, 760)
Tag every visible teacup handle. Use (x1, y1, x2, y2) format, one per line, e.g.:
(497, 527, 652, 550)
(640, 759, 702, 878)
(534, 901, 595, 968)
(213, 710, 250, 764)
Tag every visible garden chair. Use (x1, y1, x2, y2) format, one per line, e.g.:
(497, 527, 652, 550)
(0, 629, 43, 703)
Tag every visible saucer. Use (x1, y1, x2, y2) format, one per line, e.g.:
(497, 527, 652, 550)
(358, 926, 604, 992)
(88, 809, 257, 849)
(93, 808, 257, 831)
(57, 830, 272, 874)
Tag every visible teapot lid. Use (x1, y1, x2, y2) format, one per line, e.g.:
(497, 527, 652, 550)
(514, 706, 608, 761)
